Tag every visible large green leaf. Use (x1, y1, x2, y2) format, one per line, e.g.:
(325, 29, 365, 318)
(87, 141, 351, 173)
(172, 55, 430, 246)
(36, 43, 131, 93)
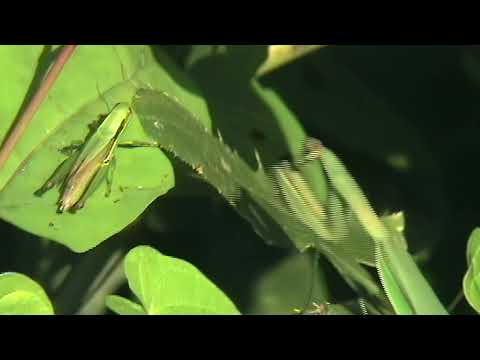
(133, 88, 382, 299)
(463, 228, 480, 313)
(0, 45, 210, 252)
(136, 46, 384, 299)
(133, 87, 291, 246)
(0, 272, 54, 315)
(118, 245, 240, 315)
(181, 46, 331, 249)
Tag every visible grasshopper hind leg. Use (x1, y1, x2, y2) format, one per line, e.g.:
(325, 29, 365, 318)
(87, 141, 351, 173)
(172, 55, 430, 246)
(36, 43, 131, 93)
(118, 140, 159, 148)
(69, 160, 112, 212)
(34, 155, 77, 197)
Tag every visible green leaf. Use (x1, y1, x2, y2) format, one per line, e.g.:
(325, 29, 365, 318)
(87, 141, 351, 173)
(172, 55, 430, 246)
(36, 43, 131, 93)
(0, 272, 54, 315)
(133, 88, 382, 300)
(123, 246, 240, 315)
(105, 295, 146, 315)
(378, 238, 448, 315)
(0, 45, 209, 252)
(135, 46, 384, 299)
(133, 88, 291, 246)
(463, 228, 480, 313)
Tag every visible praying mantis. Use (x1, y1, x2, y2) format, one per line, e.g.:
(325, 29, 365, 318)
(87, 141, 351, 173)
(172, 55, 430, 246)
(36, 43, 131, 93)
(271, 137, 449, 314)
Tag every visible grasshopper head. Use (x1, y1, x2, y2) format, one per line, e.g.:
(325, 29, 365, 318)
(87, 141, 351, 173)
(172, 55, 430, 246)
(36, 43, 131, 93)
(112, 102, 132, 117)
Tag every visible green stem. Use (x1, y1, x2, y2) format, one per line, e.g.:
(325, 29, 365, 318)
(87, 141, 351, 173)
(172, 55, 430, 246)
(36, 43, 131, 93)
(447, 289, 465, 313)
(76, 251, 126, 315)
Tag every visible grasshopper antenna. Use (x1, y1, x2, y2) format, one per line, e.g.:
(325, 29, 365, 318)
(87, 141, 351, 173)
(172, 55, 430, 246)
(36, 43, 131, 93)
(114, 45, 137, 88)
(96, 81, 112, 113)
(118, 46, 154, 92)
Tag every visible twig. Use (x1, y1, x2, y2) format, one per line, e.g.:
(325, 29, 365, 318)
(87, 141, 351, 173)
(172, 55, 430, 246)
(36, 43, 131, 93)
(0, 45, 78, 172)
(447, 289, 465, 313)
(76, 251, 126, 315)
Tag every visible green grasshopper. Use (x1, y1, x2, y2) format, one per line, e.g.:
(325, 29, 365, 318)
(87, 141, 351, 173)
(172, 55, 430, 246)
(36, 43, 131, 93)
(35, 101, 156, 213)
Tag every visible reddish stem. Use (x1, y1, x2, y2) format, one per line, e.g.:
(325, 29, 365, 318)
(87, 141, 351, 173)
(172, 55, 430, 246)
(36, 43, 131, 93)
(0, 45, 78, 172)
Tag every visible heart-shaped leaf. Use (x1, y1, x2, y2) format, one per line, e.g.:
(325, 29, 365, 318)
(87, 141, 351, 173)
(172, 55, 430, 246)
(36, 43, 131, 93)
(117, 245, 240, 315)
(0, 272, 54, 315)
